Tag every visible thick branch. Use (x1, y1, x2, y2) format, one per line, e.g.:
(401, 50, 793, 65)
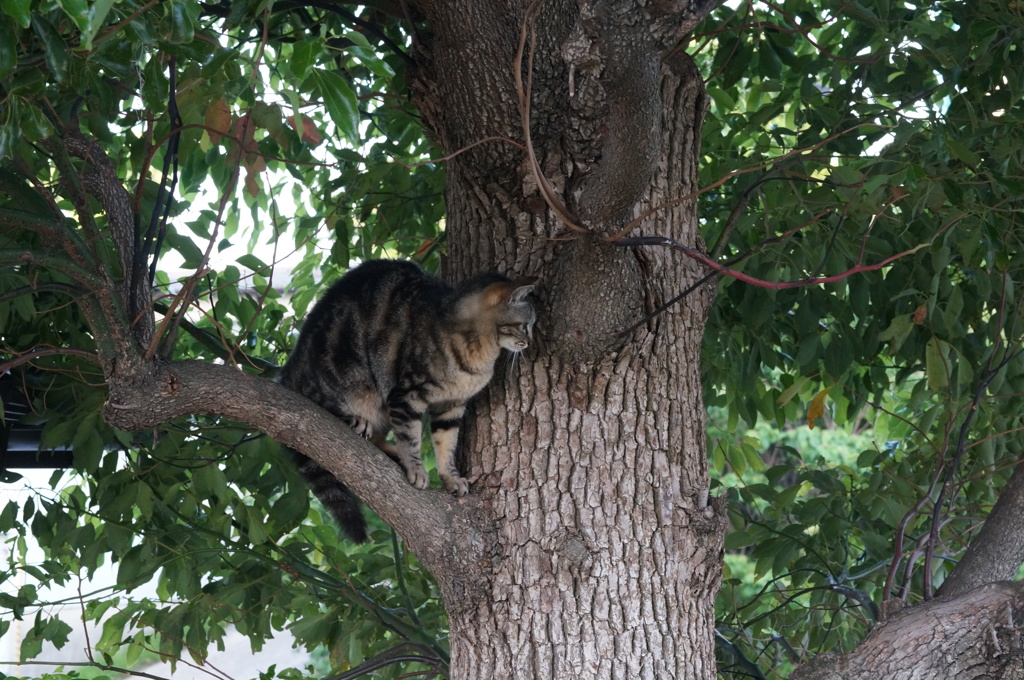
(647, 0, 727, 48)
(938, 459, 1024, 598)
(61, 129, 154, 345)
(570, 1, 661, 225)
(792, 582, 1024, 679)
(100, 359, 484, 583)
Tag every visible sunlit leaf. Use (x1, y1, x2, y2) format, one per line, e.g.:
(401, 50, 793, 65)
(311, 68, 360, 143)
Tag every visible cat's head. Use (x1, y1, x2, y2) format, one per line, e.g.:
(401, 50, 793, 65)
(456, 274, 538, 351)
(491, 279, 537, 352)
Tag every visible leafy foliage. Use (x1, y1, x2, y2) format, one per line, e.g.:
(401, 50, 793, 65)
(1, 0, 1023, 678)
(2, 0, 446, 677)
(695, 0, 1024, 675)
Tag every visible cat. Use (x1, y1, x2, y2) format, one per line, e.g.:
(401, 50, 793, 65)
(279, 258, 537, 542)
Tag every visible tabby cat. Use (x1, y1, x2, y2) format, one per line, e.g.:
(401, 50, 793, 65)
(279, 259, 537, 542)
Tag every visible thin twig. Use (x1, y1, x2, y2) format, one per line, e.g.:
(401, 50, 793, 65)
(613, 213, 961, 291)
(0, 660, 171, 680)
(0, 348, 101, 374)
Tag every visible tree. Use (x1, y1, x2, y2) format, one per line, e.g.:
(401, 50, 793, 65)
(2, 1, 1023, 679)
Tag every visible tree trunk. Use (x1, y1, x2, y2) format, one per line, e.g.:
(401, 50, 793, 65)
(407, 2, 724, 677)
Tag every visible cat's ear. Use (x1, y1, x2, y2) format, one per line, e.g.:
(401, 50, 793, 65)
(509, 277, 538, 304)
(482, 277, 537, 307)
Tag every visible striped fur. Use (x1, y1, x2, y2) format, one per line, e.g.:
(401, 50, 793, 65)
(279, 259, 536, 542)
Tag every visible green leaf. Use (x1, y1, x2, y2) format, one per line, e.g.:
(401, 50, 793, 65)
(134, 482, 154, 522)
(944, 137, 979, 167)
(72, 417, 105, 472)
(191, 463, 229, 500)
(0, 111, 19, 160)
(57, 0, 90, 33)
(0, 500, 18, 530)
(289, 40, 318, 79)
(777, 376, 809, 405)
(878, 313, 914, 356)
(125, 633, 145, 668)
(236, 253, 268, 272)
(117, 544, 154, 589)
(168, 0, 194, 43)
(44, 617, 74, 649)
(0, 19, 16, 77)
(166, 228, 205, 268)
(925, 337, 950, 391)
(243, 504, 269, 545)
(97, 611, 130, 654)
(311, 68, 360, 143)
(82, 0, 116, 49)
(20, 627, 44, 661)
(1, 0, 31, 28)
(31, 15, 70, 82)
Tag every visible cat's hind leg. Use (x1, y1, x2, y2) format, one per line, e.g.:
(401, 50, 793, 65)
(430, 405, 469, 496)
(370, 431, 399, 459)
(386, 393, 430, 489)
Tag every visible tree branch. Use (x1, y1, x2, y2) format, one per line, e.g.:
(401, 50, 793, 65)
(793, 582, 1024, 679)
(59, 128, 154, 345)
(326, 641, 448, 680)
(100, 359, 482, 582)
(938, 459, 1024, 598)
(0, 660, 170, 680)
(571, 1, 662, 225)
(0, 348, 101, 374)
(648, 0, 728, 48)
(613, 213, 961, 290)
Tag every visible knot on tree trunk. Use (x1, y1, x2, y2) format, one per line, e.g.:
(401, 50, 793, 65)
(544, 237, 645, 364)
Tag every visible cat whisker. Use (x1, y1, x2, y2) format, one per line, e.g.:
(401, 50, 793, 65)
(505, 349, 523, 379)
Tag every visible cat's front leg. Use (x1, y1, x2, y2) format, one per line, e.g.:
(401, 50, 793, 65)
(431, 406, 468, 496)
(388, 395, 430, 489)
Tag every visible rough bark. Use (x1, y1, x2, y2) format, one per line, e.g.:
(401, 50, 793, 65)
(53, 131, 155, 346)
(408, 1, 723, 677)
(938, 459, 1024, 598)
(792, 582, 1024, 680)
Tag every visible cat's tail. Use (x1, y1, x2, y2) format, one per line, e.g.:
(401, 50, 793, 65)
(289, 449, 368, 542)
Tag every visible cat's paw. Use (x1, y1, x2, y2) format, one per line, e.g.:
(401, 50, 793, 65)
(406, 466, 430, 490)
(348, 417, 373, 439)
(441, 474, 469, 497)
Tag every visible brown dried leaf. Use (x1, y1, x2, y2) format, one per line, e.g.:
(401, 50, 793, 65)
(205, 98, 231, 144)
(807, 387, 832, 430)
(913, 304, 927, 325)
(244, 166, 261, 198)
(287, 114, 324, 147)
